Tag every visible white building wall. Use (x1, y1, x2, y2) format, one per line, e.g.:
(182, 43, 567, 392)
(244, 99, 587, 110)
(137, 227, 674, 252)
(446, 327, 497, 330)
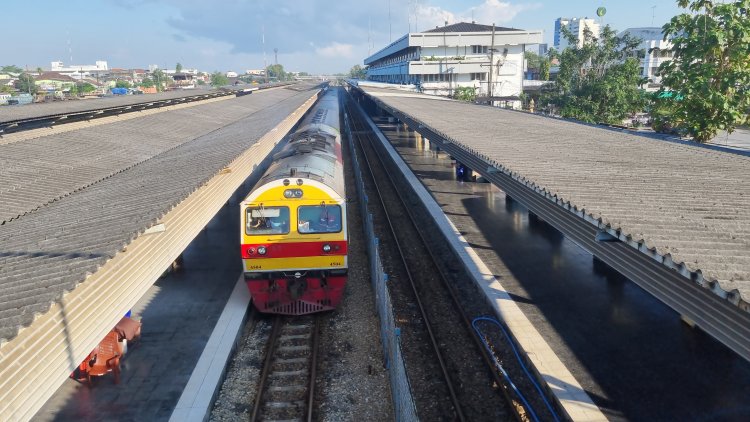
(621, 27, 673, 91)
(555, 18, 600, 50)
(365, 28, 542, 108)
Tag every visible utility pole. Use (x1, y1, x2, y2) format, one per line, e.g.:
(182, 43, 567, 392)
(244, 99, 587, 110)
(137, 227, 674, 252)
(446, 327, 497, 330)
(274, 48, 278, 65)
(262, 26, 268, 83)
(488, 23, 495, 104)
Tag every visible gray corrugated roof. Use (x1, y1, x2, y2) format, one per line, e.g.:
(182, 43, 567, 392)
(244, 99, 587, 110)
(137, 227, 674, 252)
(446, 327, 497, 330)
(0, 89, 219, 123)
(0, 85, 319, 344)
(423, 22, 520, 33)
(0, 93, 288, 224)
(359, 86, 750, 305)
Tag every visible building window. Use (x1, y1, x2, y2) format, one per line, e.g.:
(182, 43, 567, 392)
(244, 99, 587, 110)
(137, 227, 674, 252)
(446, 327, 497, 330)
(471, 45, 488, 54)
(470, 73, 487, 81)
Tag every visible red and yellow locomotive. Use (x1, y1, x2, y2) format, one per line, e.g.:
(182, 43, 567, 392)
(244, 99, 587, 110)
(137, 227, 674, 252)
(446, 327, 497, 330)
(240, 89, 347, 314)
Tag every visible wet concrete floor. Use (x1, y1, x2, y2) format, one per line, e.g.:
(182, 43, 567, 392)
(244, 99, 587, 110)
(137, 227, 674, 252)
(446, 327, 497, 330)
(32, 184, 253, 422)
(378, 119, 750, 421)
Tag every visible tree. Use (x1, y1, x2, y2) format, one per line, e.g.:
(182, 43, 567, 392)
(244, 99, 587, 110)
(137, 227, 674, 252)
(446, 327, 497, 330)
(139, 77, 155, 88)
(115, 80, 131, 88)
(210, 71, 229, 87)
(657, 0, 750, 142)
(0, 84, 14, 94)
(15, 73, 37, 94)
(77, 82, 96, 94)
(453, 86, 477, 102)
(175, 62, 183, 73)
(542, 25, 647, 124)
(266, 64, 287, 80)
(35, 67, 44, 75)
(68, 83, 78, 97)
(1, 65, 23, 74)
(151, 69, 165, 92)
(348, 65, 367, 79)
(525, 51, 551, 81)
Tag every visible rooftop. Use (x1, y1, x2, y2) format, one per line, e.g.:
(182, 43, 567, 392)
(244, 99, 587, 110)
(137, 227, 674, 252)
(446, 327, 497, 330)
(423, 21, 520, 33)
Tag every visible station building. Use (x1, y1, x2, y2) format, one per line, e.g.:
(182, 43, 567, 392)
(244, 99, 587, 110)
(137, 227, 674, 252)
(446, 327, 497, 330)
(364, 22, 542, 107)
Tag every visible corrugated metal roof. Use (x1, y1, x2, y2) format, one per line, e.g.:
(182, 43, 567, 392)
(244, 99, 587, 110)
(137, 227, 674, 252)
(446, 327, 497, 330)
(423, 22, 520, 33)
(0, 85, 319, 344)
(0, 93, 283, 224)
(0, 89, 219, 123)
(359, 86, 750, 306)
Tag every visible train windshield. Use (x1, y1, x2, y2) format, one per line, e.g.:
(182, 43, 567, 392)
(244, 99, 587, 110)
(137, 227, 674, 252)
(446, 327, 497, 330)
(246, 206, 290, 235)
(297, 204, 342, 234)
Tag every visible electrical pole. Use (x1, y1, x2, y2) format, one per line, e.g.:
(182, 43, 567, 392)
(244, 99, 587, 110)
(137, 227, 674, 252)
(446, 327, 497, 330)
(262, 26, 268, 83)
(488, 23, 495, 104)
(274, 48, 278, 65)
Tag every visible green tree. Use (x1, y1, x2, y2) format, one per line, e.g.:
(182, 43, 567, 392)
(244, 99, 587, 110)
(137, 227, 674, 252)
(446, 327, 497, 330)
(657, 0, 750, 142)
(266, 64, 287, 80)
(0, 84, 14, 94)
(175, 62, 183, 73)
(77, 82, 96, 94)
(115, 80, 131, 88)
(151, 69, 165, 92)
(68, 83, 79, 97)
(210, 71, 229, 87)
(348, 65, 367, 79)
(15, 73, 37, 94)
(453, 86, 477, 102)
(1, 65, 23, 74)
(139, 77, 155, 88)
(543, 25, 647, 124)
(525, 51, 551, 81)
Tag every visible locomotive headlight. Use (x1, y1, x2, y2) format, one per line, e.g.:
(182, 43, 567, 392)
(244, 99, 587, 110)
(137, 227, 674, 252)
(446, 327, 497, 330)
(322, 244, 332, 253)
(257, 246, 267, 255)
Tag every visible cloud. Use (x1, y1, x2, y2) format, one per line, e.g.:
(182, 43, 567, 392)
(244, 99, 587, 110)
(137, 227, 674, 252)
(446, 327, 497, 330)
(109, 0, 537, 73)
(316, 42, 354, 58)
(416, 0, 541, 31)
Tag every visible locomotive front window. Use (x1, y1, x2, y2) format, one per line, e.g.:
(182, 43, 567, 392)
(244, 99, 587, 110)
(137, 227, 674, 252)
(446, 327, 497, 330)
(246, 206, 290, 235)
(297, 204, 342, 234)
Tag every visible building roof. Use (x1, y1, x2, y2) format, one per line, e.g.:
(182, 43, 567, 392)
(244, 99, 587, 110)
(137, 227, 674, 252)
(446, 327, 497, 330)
(423, 22, 521, 33)
(36, 72, 78, 82)
(0, 85, 319, 344)
(356, 85, 750, 308)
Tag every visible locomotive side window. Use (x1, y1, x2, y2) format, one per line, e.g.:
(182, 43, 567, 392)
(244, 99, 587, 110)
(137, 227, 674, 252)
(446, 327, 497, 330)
(297, 204, 342, 234)
(246, 206, 290, 235)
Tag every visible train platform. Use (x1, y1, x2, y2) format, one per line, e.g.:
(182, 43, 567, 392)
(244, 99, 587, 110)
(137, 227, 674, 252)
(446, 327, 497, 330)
(367, 114, 750, 421)
(350, 83, 750, 364)
(32, 184, 250, 421)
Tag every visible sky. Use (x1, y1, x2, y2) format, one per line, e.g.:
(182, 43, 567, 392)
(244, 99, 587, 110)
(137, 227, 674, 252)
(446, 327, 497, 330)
(4, 0, 685, 75)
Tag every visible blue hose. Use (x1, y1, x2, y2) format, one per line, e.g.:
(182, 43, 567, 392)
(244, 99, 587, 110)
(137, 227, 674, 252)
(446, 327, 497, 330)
(472, 316, 560, 422)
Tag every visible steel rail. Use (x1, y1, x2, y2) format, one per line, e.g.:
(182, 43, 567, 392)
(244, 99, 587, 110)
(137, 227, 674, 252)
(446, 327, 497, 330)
(351, 100, 548, 421)
(250, 315, 320, 422)
(346, 100, 467, 422)
(250, 316, 282, 422)
(306, 317, 320, 422)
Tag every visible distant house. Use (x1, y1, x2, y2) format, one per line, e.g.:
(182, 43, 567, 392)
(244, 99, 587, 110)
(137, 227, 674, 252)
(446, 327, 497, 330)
(171, 72, 195, 89)
(35, 72, 78, 91)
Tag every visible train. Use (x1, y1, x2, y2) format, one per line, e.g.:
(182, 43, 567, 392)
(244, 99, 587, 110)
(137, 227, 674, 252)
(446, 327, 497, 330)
(240, 88, 347, 315)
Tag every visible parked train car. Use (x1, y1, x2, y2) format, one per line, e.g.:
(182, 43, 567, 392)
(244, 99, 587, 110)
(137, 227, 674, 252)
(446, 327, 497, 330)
(240, 88, 347, 315)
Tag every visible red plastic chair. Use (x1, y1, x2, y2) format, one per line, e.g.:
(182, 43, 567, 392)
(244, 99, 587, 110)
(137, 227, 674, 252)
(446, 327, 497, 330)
(85, 331, 122, 386)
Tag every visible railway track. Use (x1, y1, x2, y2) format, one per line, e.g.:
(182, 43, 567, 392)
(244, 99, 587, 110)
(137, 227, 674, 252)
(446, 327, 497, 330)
(346, 97, 519, 421)
(250, 315, 320, 422)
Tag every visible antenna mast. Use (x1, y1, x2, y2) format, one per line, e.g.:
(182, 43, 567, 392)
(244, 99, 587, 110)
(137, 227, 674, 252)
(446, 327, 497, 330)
(262, 25, 268, 83)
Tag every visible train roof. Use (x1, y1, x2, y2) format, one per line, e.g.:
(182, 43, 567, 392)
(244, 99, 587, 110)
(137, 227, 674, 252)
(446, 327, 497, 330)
(255, 90, 344, 198)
